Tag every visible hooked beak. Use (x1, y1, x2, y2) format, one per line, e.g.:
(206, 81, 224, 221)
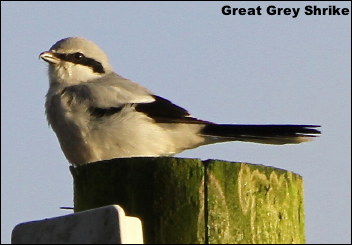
(39, 51, 61, 64)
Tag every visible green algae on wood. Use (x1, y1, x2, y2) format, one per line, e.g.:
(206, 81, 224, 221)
(70, 157, 305, 244)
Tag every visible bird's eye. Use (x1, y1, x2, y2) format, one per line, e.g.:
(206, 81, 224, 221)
(73, 52, 84, 60)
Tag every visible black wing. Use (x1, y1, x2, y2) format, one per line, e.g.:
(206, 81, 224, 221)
(89, 107, 123, 117)
(135, 95, 211, 124)
(88, 95, 210, 124)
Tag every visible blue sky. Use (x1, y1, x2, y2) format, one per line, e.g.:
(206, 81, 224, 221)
(2, 1, 351, 243)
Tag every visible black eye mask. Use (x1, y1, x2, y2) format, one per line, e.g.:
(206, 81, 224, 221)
(54, 52, 105, 74)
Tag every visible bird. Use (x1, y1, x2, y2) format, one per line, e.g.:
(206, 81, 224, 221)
(40, 37, 321, 165)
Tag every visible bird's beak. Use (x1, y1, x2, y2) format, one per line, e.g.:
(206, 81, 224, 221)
(39, 51, 61, 64)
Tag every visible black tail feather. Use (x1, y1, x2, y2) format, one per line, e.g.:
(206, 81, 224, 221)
(201, 124, 321, 144)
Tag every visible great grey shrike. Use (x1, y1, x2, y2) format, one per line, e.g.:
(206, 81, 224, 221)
(40, 37, 320, 165)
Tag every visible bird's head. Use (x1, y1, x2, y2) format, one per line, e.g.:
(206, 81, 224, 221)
(40, 37, 113, 86)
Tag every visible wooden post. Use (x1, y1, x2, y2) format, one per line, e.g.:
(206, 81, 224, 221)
(70, 157, 305, 244)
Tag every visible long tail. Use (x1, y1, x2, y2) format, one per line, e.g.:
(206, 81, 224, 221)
(200, 124, 321, 145)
